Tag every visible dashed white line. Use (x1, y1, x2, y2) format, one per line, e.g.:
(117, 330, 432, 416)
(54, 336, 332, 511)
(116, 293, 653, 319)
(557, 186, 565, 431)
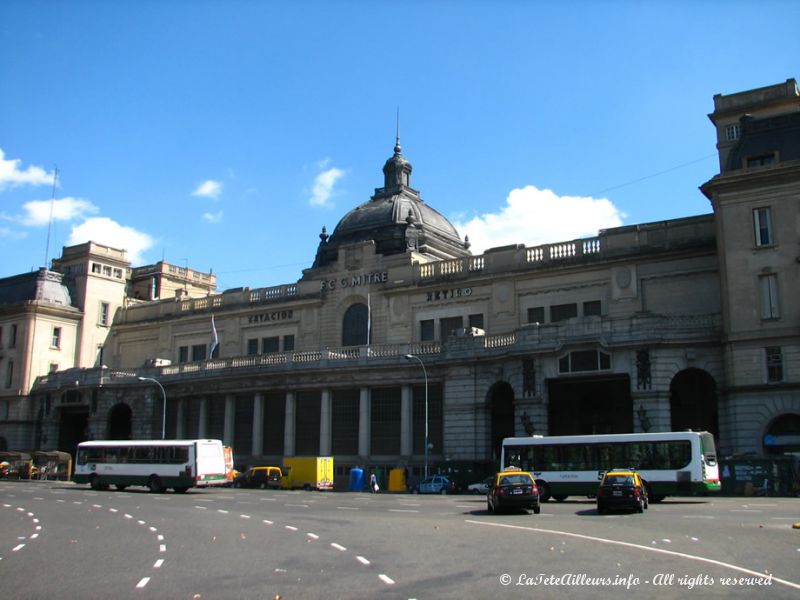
(153, 559, 164, 569)
(29, 534, 38, 540)
(285, 503, 309, 508)
(108, 508, 118, 513)
(285, 525, 298, 532)
(263, 519, 274, 525)
(330, 543, 346, 551)
(149, 527, 158, 532)
(217, 509, 229, 514)
(336, 506, 359, 510)
(378, 574, 395, 585)
(194, 506, 208, 510)
(356, 556, 370, 565)
(157, 535, 164, 541)
(12, 544, 25, 552)
(138, 520, 146, 525)
(136, 577, 150, 589)
(307, 533, 319, 540)
(124, 514, 133, 519)
(159, 544, 166, 553)
(389, 509, 419, 513)
(92, 504, 103, 508)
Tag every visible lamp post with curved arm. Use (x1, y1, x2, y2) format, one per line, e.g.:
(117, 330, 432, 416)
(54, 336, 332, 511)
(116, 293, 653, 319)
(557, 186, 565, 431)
(404, 354, 428, 479)
(138, 377, 167, 440)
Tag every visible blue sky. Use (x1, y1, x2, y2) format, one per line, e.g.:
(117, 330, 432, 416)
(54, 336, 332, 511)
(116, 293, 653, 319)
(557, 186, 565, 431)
(2, 1, 798, 291)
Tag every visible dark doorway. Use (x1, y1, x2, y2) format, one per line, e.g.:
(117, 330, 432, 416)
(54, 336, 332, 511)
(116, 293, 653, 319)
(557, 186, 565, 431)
(489, 382, 515, 462)
(107, 403, 132, 440)
(548, 375, 632, 435)
(764, 413, 800, 455)
(58, 406, 89, 460)
(670, 369, 718, 438)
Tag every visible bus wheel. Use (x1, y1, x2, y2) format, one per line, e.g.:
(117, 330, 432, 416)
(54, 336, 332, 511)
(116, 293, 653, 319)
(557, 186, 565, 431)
(115, 484, 128, 491)
(553, 495, 568, 502)
(173, 487, 189, 493)
(536, 481, 551, 502)
(148, 476, 163, 493)
(90, 475, 103, 491)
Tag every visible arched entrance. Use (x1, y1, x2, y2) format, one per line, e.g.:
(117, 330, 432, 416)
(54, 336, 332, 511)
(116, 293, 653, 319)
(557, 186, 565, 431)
(107, 403, 133, 440)
(763, 413, 800, 455)
(547, 375, 632, 435)
(488, 382, 515, 463)
(670, 368, 718, 437)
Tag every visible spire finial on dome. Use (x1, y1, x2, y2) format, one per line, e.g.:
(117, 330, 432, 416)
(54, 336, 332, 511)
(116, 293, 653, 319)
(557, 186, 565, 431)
(394, 107, 402, 155)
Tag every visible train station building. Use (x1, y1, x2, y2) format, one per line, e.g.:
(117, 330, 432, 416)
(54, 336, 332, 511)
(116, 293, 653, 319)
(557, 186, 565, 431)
(1, 79, 798, 485)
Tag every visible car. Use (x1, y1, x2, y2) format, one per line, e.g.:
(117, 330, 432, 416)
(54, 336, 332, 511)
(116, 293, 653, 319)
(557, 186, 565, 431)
(596, 469, 648, 514)
(467, 476, 493, 495)
(233, 466, 283, 489)
(411, 475, 457, 495)
(487, 467, 541, 514)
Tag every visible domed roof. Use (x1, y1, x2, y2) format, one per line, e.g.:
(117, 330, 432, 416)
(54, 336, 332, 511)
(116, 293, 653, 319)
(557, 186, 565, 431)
(312, 140, 470, 268)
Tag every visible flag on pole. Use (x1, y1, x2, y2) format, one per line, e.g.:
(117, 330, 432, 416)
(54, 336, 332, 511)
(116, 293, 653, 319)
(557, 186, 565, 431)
(210, 314, 219, 358)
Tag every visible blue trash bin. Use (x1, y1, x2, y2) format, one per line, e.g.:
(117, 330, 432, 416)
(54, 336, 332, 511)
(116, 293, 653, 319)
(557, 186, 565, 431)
(349, 467, 366, 491)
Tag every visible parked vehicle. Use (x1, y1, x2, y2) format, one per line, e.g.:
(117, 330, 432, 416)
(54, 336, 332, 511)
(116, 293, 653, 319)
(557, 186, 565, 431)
(234, 466, 283, 489)
(281, 457, 334, 490)
(467, 476, 493, 495)
(412, 475, 456, 495)
(596, 469, 648, 514)
(487, 467, 541, 514)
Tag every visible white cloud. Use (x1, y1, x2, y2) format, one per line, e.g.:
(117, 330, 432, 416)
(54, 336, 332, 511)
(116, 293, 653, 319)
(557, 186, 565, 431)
(21, 197, 99, 226)
(202, 210, 223, 224)
(0, 148, 55, 190)
(452, 185, 625, 254)
(0, 226, 26, 240)
(192, 180, 222, 199)
(309, 167, 345, 207)
(67, 217, 155, 265)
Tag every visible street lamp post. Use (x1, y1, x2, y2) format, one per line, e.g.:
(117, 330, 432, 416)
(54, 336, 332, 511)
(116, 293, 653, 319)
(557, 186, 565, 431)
(404, 354, 429, 480)
(138, 377, 167, 440)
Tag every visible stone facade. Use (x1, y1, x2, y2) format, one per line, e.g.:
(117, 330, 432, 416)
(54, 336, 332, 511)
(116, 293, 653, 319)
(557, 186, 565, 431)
(0, 80, 797, 484)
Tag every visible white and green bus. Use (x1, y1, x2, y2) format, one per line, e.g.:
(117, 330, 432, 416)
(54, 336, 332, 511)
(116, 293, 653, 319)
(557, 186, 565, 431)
(502, 431, 720, 502)
(74, 439, 228, 493)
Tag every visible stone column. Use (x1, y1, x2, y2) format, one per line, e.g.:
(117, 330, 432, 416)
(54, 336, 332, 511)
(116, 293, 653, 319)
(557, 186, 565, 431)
(198, 397, 208, 439)
(284, 391, 296, 457)
(252, 392, 264, 456)
(320, 389, 332, 456)
(401, 385, 412, 457)
(223, 394, 235, 448)
(175, 398, 185, 439)
(358, 387, 370, 458)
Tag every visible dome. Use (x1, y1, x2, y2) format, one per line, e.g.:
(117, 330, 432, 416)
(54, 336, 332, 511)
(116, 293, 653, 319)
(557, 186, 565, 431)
(312, 140, 471, 268)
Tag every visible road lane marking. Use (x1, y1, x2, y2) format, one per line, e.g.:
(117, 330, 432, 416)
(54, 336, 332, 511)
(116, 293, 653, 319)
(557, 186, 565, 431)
(12, 544, 25, 552)
(465, 519, 800, 591)
(153, 559, 164, 569)
(285, 503, 309, 508)
(136, 577, 150, 589)
(194, 506, 208, 510)
(240, 514, 251, 519)
(124, 514, 133, 519)
(217, 509, 229, 514)
(138, 520, 146, 525)
(285, 525, 298, 531)
(331, 543, 346, 551)
(159, 544, 166, 553)
(389, 509, 419, 513)
(108, 508, 118, 513)
(356, 556, 370, 565)
(157, 535, 164, 541)
(263, 519, 274, 525)
(378, 574, 395, 585)
(30, 534, 39, 539)
(307, 533, 319, 540)
(92, 504, 103, 508)
(149, 527, 158, 532)
(336, 506, 359, 510)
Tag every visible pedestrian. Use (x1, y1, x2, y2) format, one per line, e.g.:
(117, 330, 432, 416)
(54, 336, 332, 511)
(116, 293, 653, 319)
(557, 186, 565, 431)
(370, 472, 378, 494)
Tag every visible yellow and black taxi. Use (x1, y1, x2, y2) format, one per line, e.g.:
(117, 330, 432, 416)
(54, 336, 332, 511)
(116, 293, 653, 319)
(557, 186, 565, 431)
(487, 466, 541, 514)
(233, 466, 283, 489)
(596, 469, 648, 514)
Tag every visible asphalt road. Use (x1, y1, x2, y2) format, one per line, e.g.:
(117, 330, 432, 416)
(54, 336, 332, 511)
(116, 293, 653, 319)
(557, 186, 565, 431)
(1, 481, 798, 599)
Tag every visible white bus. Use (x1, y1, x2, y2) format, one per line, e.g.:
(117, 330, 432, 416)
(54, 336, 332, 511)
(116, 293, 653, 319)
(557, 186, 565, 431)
(502, 431, 720, 502)
(74, 439, 228, 493)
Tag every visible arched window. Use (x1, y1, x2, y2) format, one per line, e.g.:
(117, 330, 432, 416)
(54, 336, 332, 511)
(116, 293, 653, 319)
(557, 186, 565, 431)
(342, 303, 369, 347)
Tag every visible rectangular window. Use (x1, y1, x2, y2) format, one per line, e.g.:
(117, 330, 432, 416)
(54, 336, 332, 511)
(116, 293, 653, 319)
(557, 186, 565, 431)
(178, 346, 189, 363)
(91, 263, 102, 274)
(51, 327, 61, 349)
(49, 363, 58, 374)
(113, 268, 123, 279)
(102, 265, 112, 276)
(753, 207, 773, 247)
(766, 347, 783, 382)
(583, 300, 602, 317)
(420, 319, 434, 342)
(247, 339, 259, 355)
(283, 334, 295, 352)
(746, 153, 775, 168)
(10, 324, 17, 347)
(99, 302, 110, 326)
(551, 303, 578, 323)
(191, 344, 207, 361)
(527, 307, 545, 324)
(759, 274, 780, 320)
(725, 124, 740, 141)
(468, 313, 484, 331)
(262, 336, 279, 354)
(440, 316, 463, 340)
(4, 360, 13, 388)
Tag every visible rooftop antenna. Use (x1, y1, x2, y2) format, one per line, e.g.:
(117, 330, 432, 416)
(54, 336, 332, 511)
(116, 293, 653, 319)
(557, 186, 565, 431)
(43, 165, 58, 269)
